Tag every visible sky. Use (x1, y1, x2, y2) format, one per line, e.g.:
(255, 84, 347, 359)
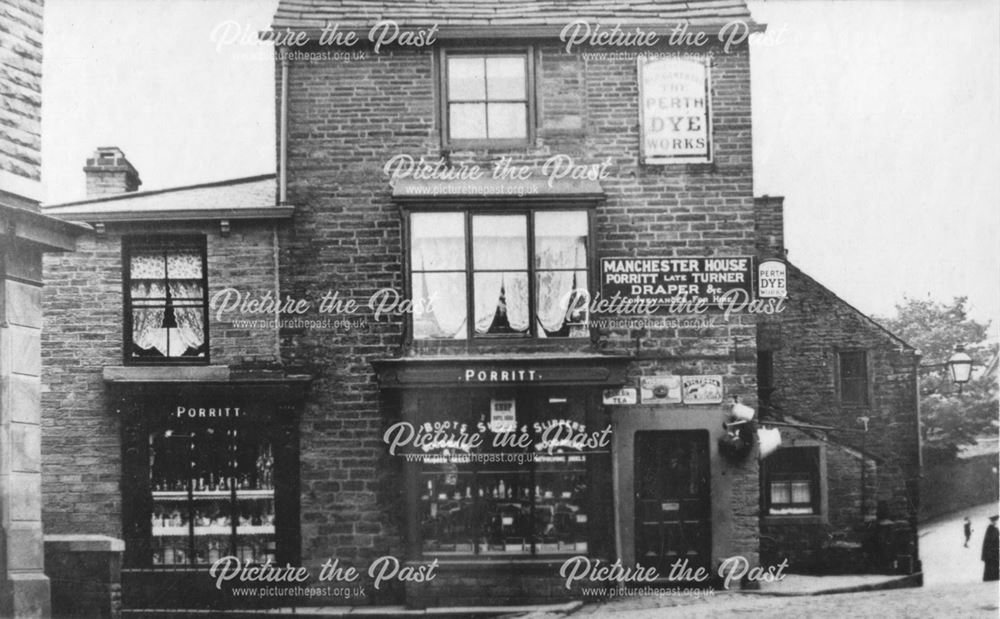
(40, 0, 1000, 330)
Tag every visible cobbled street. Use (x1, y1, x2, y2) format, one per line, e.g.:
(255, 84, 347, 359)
(524, 502, 1000, 618)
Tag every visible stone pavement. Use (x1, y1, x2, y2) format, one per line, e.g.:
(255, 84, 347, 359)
(510, 573, 917, 618)
(509, 581, 999, 618)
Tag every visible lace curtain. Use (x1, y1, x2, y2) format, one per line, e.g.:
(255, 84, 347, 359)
(472, 233, 528, 334)
(473, 272, 529, 334)
(535, 233, 587, 334)
(131, 282, 205, 357)
(412, 234, 466, 339)
(130, 251, 205, 357)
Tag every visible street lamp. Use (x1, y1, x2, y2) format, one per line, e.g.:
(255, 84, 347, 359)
(947, 345, 973, 393)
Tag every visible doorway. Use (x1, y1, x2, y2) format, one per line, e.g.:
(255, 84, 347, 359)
(634, 430, 711, 576)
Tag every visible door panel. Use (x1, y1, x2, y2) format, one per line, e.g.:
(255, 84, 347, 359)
(634, 430, 711, 575)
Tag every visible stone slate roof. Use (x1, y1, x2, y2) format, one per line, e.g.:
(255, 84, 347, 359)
(272, 0, 753, 30)
(42, 174, 285, 222)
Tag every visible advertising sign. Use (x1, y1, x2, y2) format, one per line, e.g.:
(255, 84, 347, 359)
(758, 259, 788, 299)
(600, 256, 754, 310)
(639, 375, 682, 404)
(603, 388, 638, 405)
(489, 398, 517, 432)
(638, 56, 712, 164)
(681, 375, 724, 404)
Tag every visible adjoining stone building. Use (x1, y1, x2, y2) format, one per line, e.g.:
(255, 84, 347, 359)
(754, 196, 922, 575)
(0, 1, 86, 617)
(36, 0, 921, 613)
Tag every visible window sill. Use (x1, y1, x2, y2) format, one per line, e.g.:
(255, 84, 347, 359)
(103, 365, 231, 383)
(762, 514, 827, 526)
(444, 139, 531, 151)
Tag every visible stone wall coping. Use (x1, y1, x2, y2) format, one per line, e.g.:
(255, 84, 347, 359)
(44, 534, 125, 553)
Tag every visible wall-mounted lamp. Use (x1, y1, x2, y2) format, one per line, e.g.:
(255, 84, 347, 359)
(947, 345, 973, 393)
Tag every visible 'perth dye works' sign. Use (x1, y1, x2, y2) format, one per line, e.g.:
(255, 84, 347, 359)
(638, 56, 712, 164)
(600, 257, 753, 310)
(757, 259, 788, 299)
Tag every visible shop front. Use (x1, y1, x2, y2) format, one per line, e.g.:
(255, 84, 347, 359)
(109, 374, 309, 610)
(372, 356, 760, 605)
(373, 355, 630, 606)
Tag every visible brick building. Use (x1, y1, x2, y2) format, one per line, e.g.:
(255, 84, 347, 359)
(270, 0, 762, 609)
(36, 0, 921, 613)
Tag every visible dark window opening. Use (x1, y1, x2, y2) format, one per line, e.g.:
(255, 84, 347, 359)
(838, 351, 869, 405)
(757, 350, 775, 407)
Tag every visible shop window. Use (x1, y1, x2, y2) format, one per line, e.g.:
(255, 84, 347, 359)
(415, 390, 597, 556)
(838, 351, 869, 405)
(148, 422, 275, 566)
(410, 210, 589, 340)
(762, 446, 823, 517)
(441, 50, 533, 146)
(123, 237, 209, 363)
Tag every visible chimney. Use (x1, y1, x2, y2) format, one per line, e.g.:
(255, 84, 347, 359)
(754, 195, 785, 258)
(83, 147, 141, 197)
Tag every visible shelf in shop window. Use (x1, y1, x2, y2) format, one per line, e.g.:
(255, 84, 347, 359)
(236, 525, 275, 535)
(151, 491, 190, 500)
(151, 526, 190, 537)
(192, 525, 233, 536)
(234, 490, 275, 499)
(152, 524, 277, 537)
(151, 489, 274, 500)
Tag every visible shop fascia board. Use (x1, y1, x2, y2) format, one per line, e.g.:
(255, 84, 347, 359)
(372, 353, 632, 389)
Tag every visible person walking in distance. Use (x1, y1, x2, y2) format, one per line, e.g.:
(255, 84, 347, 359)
(982, 515, 999, 582)
(964, 517, 973, 548)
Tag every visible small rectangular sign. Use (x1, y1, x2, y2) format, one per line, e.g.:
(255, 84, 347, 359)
(490, 398, 516, 432)
(681, 375, 724, 404)
(758, 259, 788, 298)
(603, 388, 638, 405)
(640, 375, 682, 404)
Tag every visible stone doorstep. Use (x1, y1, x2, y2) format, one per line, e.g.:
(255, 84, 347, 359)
(121, 601, 582, 617)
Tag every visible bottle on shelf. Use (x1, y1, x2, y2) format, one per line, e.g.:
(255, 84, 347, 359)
(208, 540, 221, 563)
